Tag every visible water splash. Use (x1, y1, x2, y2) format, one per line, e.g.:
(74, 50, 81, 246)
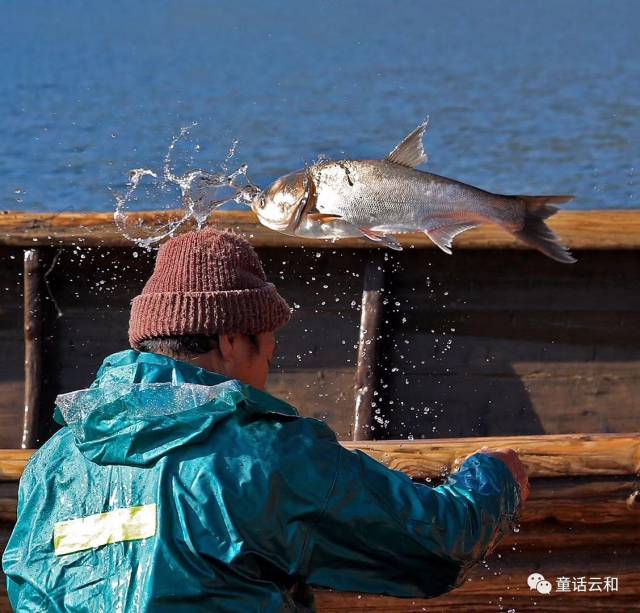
(113, 125, 260, 248)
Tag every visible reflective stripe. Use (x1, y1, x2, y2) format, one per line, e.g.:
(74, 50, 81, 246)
(53, 504, 156, 556)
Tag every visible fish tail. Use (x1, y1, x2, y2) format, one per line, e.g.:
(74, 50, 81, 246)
(509, 195, 576, 263)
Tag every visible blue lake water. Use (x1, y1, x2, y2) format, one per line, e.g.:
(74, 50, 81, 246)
(1, 0, 638, 212)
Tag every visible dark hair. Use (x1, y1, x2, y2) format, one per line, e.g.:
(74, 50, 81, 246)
(138, 334, 260, 358)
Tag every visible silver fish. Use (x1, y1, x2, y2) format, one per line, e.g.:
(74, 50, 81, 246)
(252, 120, 576, 262)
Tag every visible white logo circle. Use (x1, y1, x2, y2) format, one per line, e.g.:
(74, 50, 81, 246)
(536, 580, 553, 594)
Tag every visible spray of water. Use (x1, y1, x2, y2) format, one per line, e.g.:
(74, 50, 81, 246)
(113, 125, 260, 248)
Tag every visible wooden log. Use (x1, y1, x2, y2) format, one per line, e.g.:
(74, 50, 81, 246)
(340, 433, 640, 479)
(22, 249, 44, 449)
(2, 442, 639, 528)
(2, 433, 639, 481)
(353, 252, 386, 441)
(1, 210, 640, 250)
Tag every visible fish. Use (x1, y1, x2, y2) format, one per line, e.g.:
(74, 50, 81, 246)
(251, 120, 576, 263)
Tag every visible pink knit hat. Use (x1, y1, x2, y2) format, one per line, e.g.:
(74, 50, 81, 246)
(129, 227, 291, 349)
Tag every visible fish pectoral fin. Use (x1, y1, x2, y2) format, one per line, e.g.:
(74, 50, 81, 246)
(359, 228, 403, 251)
(307, 213, 343, 223)
(424, 221, 478, 255)
(385, 118, 429, 169)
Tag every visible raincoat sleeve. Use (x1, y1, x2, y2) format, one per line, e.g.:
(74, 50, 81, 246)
(299, 442, 521, 598)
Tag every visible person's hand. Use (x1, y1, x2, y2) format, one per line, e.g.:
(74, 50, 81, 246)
(474, 446, 530, 503)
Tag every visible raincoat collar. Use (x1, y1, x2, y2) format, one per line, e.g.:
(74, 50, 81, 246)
(53, 350, 299, 467)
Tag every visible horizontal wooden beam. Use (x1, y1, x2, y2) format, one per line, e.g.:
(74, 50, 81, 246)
(1, 210, 639, 250)
(2, 436, 638, 532)
(2, 433, 639, 481)
(341, 433, 640, 479)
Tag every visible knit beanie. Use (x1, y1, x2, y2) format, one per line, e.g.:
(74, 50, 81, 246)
(128, 227, 291, 349)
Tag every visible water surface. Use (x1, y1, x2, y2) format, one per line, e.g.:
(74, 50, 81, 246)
(1, 0, 638, 212)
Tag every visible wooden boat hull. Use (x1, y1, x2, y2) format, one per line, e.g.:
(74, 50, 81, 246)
(0, 210, 638, 610)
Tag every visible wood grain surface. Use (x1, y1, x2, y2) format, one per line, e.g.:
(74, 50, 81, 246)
(3, 433, 639, 481)
(1, 210, 640, 249)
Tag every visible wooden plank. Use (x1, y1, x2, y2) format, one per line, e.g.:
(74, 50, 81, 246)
(388, 249, 640, 314)
(378, 248, 640, 437)
(354, 253, 386, 441)
(0, 245, 639, 445)
(376, 367, 640, 439)
(34, 245, 363, 439)
(386, 335, 640, 375)
(0, 249, 26, 448)
(392, 310, 640, 346)
(1, 210, 640, 250)
(0, 380, 23, 449)
(0, 482, 17, 523)
(266, 370, 356, 439)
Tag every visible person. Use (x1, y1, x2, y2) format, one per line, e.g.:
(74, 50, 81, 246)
(3, 228, 529, 612)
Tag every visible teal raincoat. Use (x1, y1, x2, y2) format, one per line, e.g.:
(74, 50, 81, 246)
(3, 350, 521, 612)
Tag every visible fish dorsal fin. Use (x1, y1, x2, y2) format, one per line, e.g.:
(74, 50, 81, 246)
(385, 119, 429, 168)
(425, 221, 478, 255)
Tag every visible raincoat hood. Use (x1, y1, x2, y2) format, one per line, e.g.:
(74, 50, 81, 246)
(54, 350, 298, 467)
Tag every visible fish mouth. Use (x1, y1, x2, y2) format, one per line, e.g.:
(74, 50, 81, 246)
(251, 191, 295, 233)
(252, 170, 316, 234)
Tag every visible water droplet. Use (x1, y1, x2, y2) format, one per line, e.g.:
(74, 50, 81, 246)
(113, 126, 260, 248)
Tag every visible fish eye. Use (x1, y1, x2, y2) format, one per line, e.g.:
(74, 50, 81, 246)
(258, 196, 266, 209)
